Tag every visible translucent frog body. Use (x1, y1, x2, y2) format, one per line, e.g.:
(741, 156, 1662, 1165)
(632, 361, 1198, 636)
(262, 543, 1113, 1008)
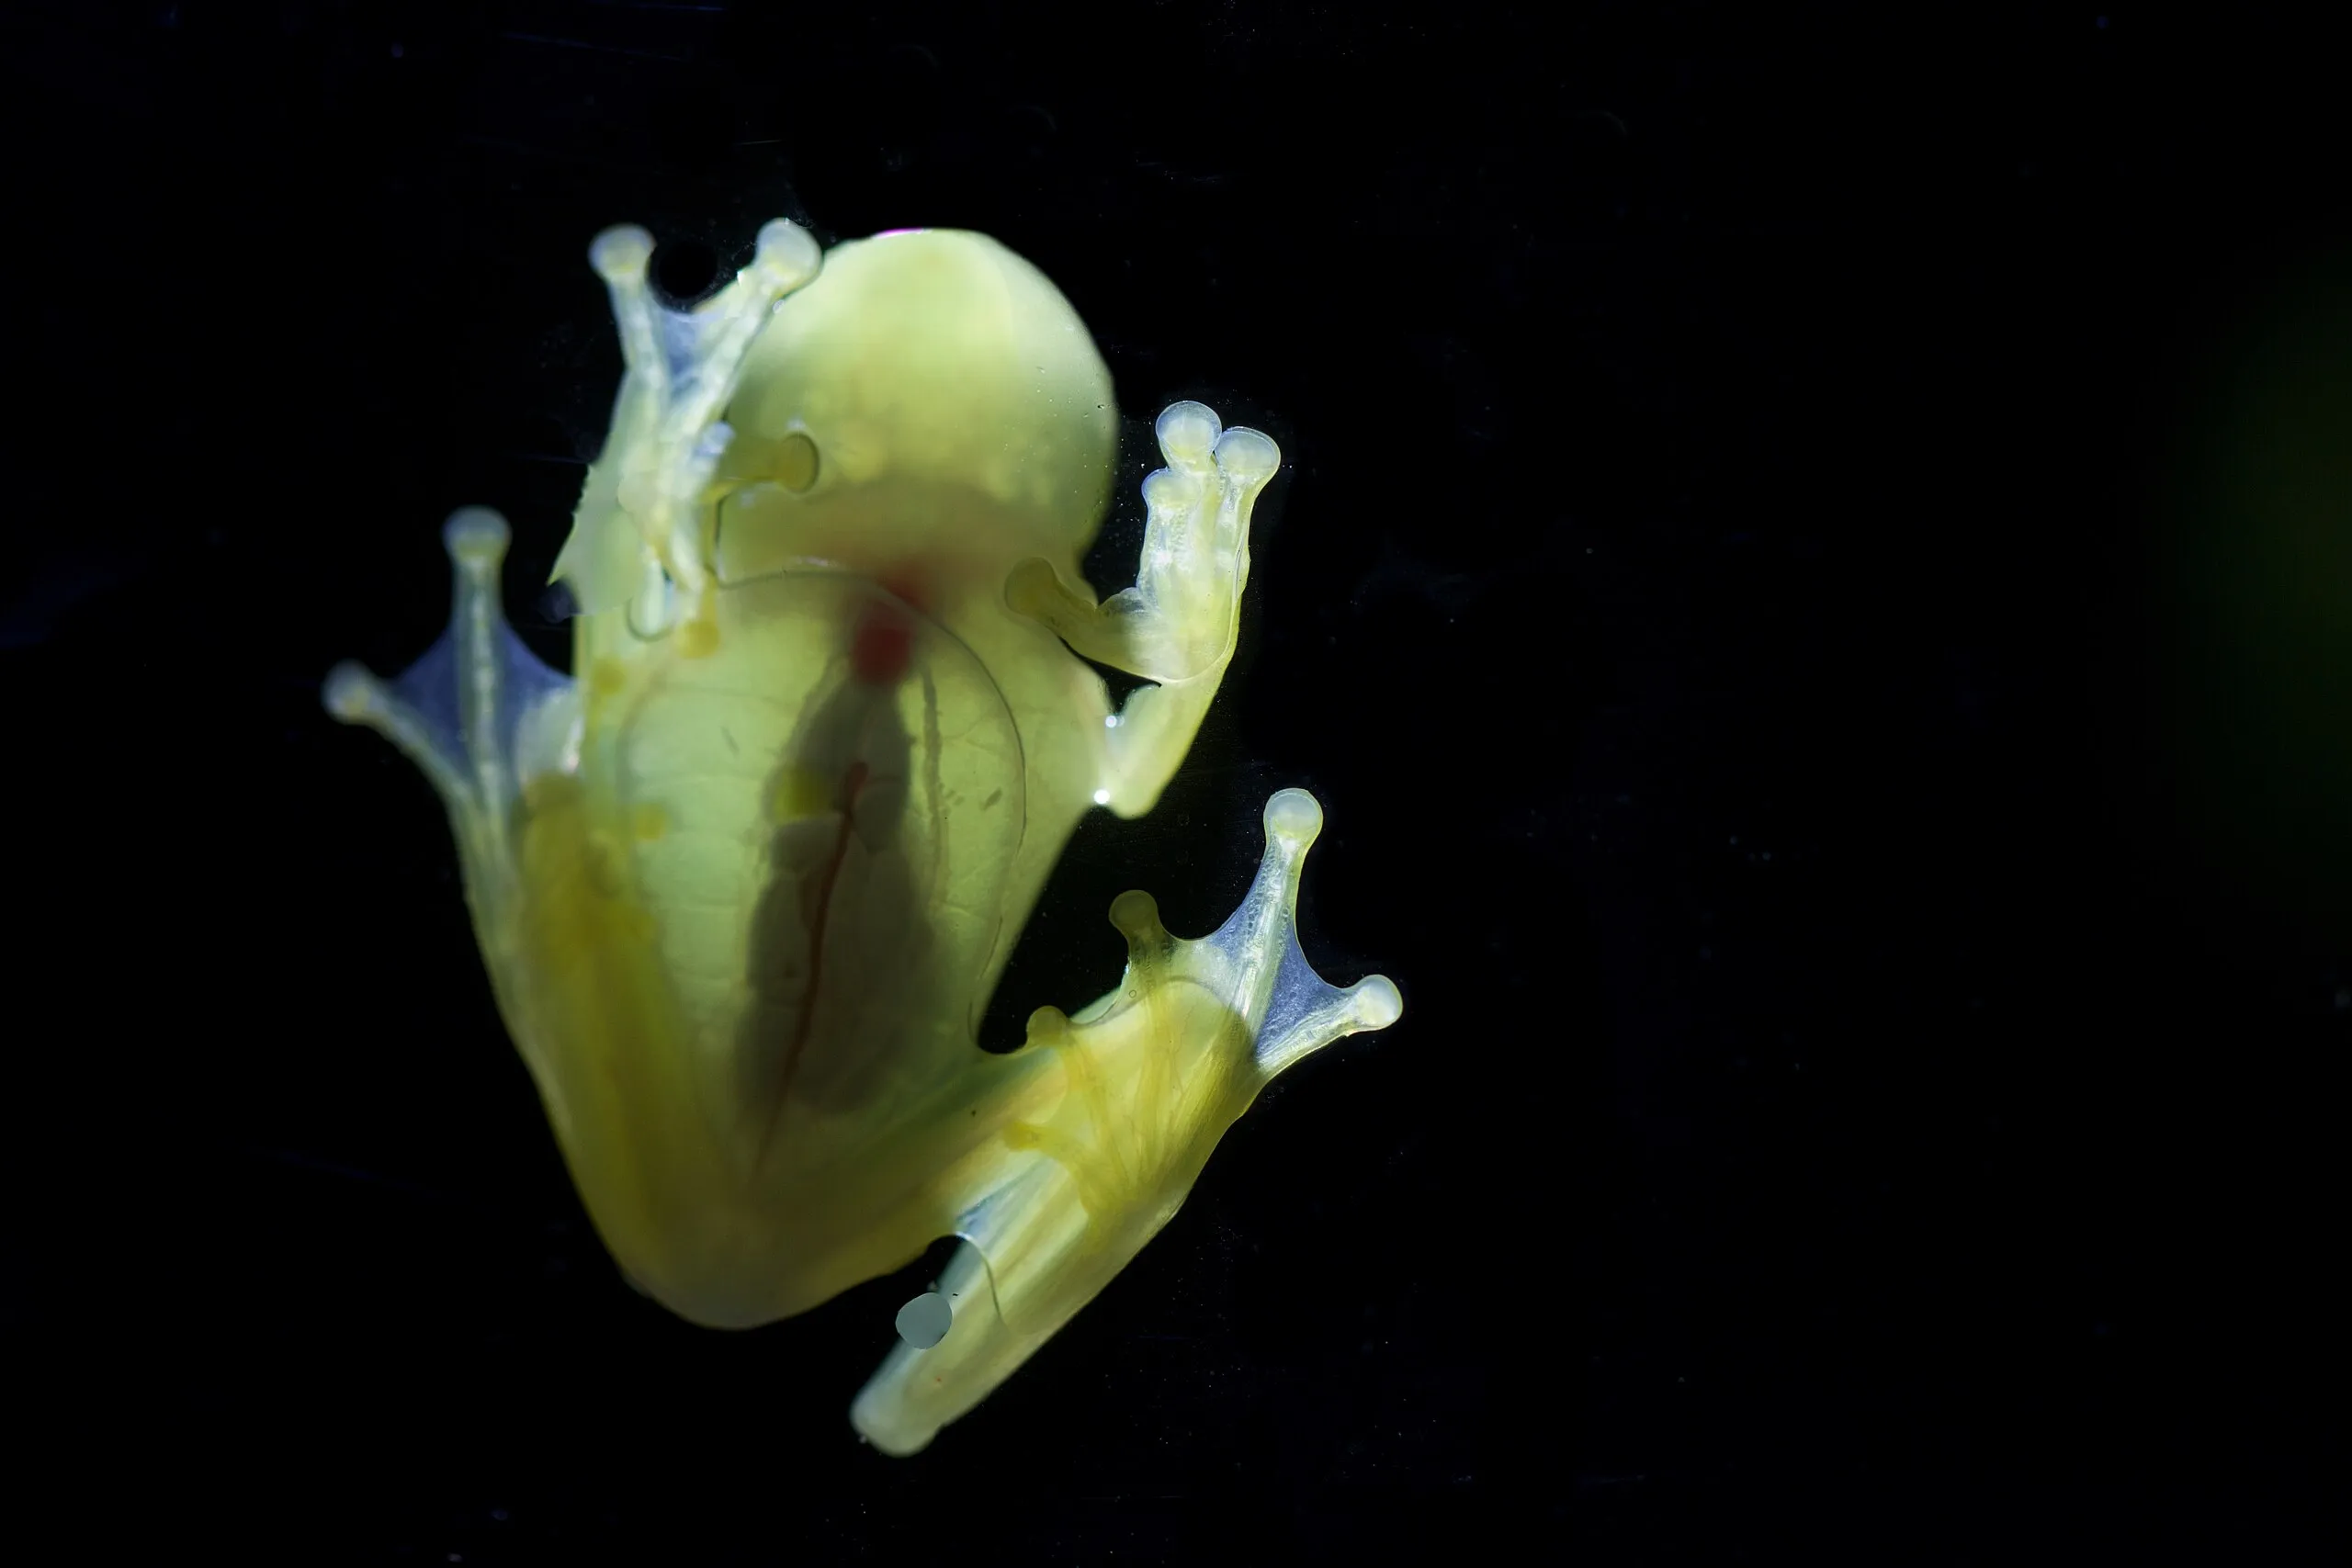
(324, 218, 1401, 1454)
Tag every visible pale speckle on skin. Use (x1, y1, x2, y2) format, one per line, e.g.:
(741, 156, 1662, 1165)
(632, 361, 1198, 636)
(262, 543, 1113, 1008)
(896, 1291, 953, 1348)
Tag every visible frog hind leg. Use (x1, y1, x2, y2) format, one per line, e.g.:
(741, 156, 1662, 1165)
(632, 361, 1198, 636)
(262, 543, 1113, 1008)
(849, 787, 1401, 1455)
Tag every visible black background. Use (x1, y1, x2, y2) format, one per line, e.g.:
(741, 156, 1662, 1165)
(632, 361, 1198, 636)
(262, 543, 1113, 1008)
(6, 2, 2346, 1562)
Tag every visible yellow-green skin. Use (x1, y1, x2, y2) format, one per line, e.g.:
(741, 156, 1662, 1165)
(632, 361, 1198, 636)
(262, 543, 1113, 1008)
(325, 219, 1400, 1455)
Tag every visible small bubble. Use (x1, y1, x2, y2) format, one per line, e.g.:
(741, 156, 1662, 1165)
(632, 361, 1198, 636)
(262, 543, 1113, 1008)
(771, 430, 819, 491)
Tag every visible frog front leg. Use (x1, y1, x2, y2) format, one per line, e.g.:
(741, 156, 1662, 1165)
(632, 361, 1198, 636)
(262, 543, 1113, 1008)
(1005, 400, 1279, 816)
(851, 788, 1402, 1455)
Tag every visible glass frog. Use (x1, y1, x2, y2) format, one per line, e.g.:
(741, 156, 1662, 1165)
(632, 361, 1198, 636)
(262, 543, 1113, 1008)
(324, 217, 1401, 1455)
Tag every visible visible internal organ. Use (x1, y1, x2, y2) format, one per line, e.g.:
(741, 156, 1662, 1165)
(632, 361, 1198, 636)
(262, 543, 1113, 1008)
(848, 595, 916, 686)
(739, 594, 930, 1134)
